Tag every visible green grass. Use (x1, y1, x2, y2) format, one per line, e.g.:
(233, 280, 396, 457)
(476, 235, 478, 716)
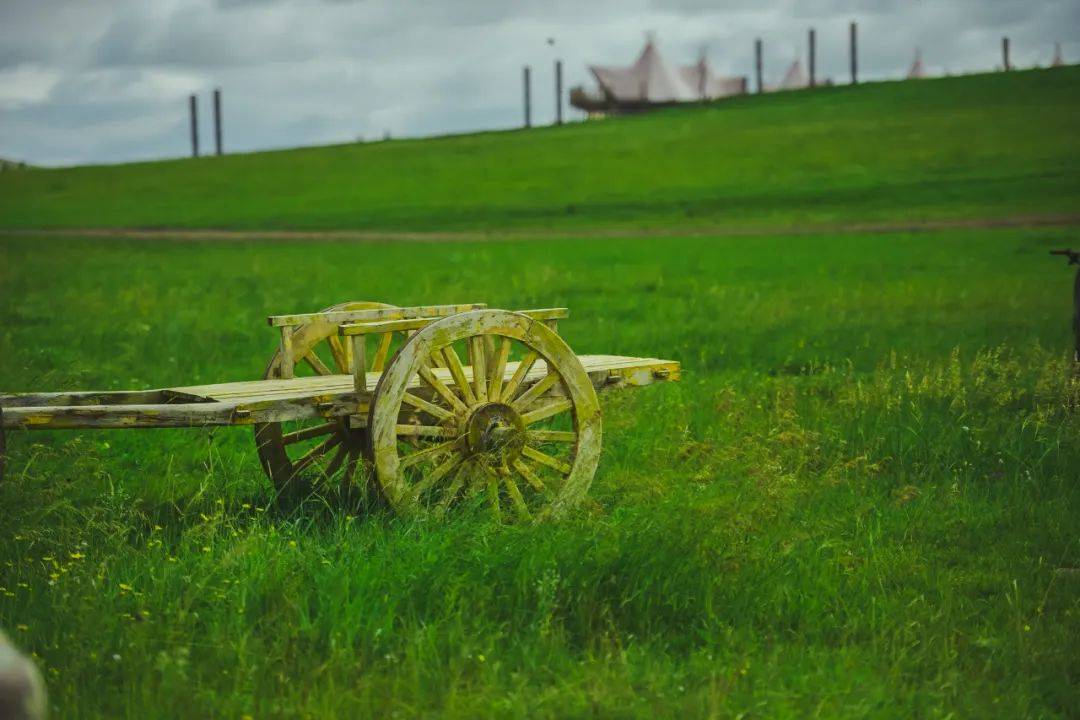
(1, 229, 1078, 717)
(1, 67, 1079, 233)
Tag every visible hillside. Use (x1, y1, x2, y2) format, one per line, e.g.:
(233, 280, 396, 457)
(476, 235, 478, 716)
(1, 66, 1078, 232)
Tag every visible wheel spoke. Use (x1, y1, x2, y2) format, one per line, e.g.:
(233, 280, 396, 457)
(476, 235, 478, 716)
(487, 337, 511, 403)
(399, 437, 464, 469)
(322, 444, 348, 479)
(411, 453, 465, 502)
(283, 421, 338, 445)
(499, 351, 539, 403)
(435, 469, 467, 515)
(521, 398, 573, 425)
(521, 445, 572, 475)
(372, 332, 394, 372)
(303, 352, 334, 376)
(470, 336, 488, 402)
(418, 364, 468, 414)
(395, 424, 455, 438)
(340, 448, 360, 490)
(440, 345, 477, 405)
(327, 335, 350, 374)
(402, 392, 456, 423)
(527, 429, 576, 443)
(485, 467, 501, 521)
(293, 434, 343, 474)
(509, 371, 561, 412)
(501, 470, 531, 521)
(512, 457, 546, 492)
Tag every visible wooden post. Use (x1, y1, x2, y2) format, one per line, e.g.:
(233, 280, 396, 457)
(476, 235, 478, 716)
(278, 326, 294, 379)
(351, 335, 368, 394)
(523, 65, 532, 128)
(849, 21, 858, 84)
(1002, 37, 1010, 70)
(808, 28, 816, 88)
(189, 94, 199, 158)
(755, 38, 763, 93)
(555, 59, 563, 125)
(213, 88, 223, 156)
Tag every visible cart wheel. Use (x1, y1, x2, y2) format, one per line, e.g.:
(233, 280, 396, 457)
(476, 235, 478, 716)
(254, 300, 403, 503)
(368, 309, 602, 521)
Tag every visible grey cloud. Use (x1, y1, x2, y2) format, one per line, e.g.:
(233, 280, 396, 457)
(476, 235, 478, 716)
(1, 0, 1076, 166)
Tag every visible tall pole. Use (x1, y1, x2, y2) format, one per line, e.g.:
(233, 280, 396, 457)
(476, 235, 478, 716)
(189, 94, 199, 158)
(809, 28, 816, 88)
(1002, 37, 1010, 70)
(755, 38, 763, 93)
(555, 59, 563, 125)
(212, 88, 222, 156)
(849, 21, 858, 85)
(523, 65, 532, 128)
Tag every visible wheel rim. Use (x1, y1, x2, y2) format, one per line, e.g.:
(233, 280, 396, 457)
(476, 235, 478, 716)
(254, 301, 404, 501)
(369, 310, 602, 521)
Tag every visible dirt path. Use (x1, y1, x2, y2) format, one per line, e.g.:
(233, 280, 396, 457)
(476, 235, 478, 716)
(2, 213, 1079, 243)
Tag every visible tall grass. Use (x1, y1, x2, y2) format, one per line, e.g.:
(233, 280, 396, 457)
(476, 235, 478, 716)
(1, 229, 1078, 717)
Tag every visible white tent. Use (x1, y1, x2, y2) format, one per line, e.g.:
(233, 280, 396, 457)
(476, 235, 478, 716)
(1052, 42, 1064, 67)
(588, 39, 745, 104)
(907, 49, 926, 79)
(679, 54, 748, 100)
(779, 58, 808, 90)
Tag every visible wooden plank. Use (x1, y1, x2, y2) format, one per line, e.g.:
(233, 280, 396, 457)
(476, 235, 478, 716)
(279, 326, 295, 379)
(1, 402, 243, 429)
(340, 317, 431, 336)
(2, 355, 680, 430)
(269, 303, 486, 327)
(351, 335, 367, 394)
(0, 389, 212, 408)
(339, 308, 569, 337)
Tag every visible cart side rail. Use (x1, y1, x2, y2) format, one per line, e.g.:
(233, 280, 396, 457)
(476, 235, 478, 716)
(338, 308, 569, 395)
(267, 303, 488, 328)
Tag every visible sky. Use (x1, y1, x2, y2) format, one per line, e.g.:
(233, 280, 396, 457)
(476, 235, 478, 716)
(0, 0, 1077, 167)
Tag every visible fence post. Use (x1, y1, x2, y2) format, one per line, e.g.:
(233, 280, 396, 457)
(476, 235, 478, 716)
(523, 65, 532, 128)
(755, 38, 763, 93)
(809, 28, 816, 88)
(213, 88, 223, 156)
(1002, 37, 1011, 70)
(189, 94, 199, 158)
(849, 22, 858, 84)
(555, 60, 563, 125)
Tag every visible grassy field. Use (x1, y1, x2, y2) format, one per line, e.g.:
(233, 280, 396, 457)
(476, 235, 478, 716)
(1, 228, 1078, 718)
(1, 66, 1078, 233)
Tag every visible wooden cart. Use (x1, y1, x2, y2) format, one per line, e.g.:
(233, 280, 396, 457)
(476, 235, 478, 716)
(0, 303, 679, 520)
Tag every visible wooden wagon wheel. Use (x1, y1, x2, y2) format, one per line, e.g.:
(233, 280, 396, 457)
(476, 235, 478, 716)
(368, 309, 602, 521)
(254, 300, 405, 501)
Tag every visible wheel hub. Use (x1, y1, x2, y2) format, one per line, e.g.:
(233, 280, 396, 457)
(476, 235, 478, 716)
(466, 403, 526, 465)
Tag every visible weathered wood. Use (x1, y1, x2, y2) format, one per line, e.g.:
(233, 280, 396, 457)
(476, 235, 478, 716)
(269, 303, 486, 328)
(279, 326, 295, 379)
(0, 389, 210, 408)
(0, 300, 682, 517)
(351, 334, 367, 394)
(2, 402, 244, 429)
(372, 332, 394, 372)
(2, 354, 679, 431)
(339, 307, 568, 337)
(367, 310, 602, 521)
(340, 317, 432, 336)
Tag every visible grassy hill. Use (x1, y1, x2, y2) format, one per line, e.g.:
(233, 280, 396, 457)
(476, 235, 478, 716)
(2, 228, 1079, 717)
(1, 64, 1079, 719)
(1, 66, 1078, 232)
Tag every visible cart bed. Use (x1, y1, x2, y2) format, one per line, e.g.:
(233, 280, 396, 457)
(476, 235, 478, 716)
(1, 354, 679, 430)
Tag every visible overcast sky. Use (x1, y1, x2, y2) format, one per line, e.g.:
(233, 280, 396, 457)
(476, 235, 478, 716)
(1, 0, 1076, 167)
